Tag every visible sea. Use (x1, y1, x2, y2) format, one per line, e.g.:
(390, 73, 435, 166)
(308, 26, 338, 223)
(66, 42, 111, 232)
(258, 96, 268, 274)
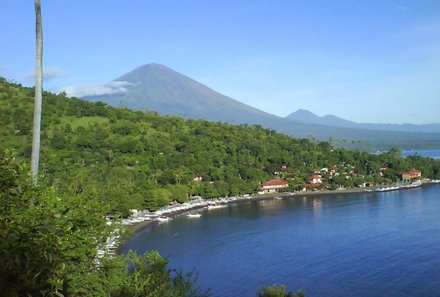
(121, 150, 440, 297)
(401, 149, 440, 159)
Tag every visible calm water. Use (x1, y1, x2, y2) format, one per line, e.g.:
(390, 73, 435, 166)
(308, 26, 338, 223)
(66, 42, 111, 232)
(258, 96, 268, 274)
(122, 184, 440, 297)
(402, 149, 440, 159)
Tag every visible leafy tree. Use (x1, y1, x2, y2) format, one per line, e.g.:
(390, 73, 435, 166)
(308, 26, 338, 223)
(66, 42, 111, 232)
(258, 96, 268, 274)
(143, 188, 173, 210)
(0, 150, 111, 296)
(113, 251, 210, 297)
(166, 184, 190, 203)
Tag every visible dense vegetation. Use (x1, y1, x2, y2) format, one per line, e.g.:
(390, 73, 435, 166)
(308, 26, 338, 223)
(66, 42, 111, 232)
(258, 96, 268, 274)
(0, 150, 210, 297)
(1, 78, 440, 217)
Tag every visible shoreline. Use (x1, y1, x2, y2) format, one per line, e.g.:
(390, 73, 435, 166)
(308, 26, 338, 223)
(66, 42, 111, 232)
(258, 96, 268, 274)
(112, 179, 440, 254)
(128, 180, 440, 227)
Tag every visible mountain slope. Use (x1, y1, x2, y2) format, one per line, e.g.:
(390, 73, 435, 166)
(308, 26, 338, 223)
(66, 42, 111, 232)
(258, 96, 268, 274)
(83, 64, 440, 150)
(87, 63, 279, 124)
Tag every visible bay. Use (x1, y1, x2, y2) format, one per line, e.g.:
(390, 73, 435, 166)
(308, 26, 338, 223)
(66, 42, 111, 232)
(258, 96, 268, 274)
(121, 184, 440, 297)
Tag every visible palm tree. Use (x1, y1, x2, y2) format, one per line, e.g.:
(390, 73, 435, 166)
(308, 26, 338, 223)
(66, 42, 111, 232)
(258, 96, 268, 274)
(31, 0, 43, 182)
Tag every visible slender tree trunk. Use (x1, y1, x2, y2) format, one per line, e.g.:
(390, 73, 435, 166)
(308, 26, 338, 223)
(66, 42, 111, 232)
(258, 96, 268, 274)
(31, 0, 43, 182)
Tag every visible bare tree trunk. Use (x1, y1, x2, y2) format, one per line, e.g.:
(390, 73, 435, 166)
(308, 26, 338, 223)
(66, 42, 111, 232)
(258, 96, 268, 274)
(31, 0, 43, 182)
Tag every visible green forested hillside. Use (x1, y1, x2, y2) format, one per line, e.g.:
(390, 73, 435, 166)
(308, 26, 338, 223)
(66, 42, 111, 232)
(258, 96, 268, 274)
(1, 78, 440, 216)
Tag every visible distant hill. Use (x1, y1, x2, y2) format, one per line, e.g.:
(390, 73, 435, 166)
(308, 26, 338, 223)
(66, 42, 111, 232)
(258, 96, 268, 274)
(285, 109, 358, 128)
(84, 64, 440, 150)
(359, 122, 440, 134)
(285, 109, 440, 133)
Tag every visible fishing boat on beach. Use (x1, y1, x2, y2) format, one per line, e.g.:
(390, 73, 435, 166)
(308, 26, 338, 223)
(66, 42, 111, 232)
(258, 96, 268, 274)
(206, 204, 227, 210)
(156, 216, 171, 222)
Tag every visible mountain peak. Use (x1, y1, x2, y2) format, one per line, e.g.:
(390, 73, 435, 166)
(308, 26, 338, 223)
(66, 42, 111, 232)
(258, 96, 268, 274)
(285, 109, 358, 128)
(116, 63, 180, 83)
(87, 63, 275, 123)
(285, 109, 320, 121)
(134, 63, 171, 71)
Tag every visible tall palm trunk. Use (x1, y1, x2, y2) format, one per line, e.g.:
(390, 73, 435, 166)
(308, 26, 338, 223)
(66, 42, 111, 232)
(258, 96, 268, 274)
(31, 0, 43, 182)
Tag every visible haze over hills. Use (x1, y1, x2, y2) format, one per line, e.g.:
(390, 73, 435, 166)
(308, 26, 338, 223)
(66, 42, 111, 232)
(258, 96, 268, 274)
(285, 109, 358, 129)
(84, 63, 440, 150)
(285, 109, 440, 134)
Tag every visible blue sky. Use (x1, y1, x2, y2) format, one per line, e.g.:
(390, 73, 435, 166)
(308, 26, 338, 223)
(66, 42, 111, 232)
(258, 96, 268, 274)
(1, 0, 440, 124)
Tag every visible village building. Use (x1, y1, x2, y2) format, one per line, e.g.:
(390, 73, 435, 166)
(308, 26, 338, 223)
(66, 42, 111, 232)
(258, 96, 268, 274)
(360, 182, 374, 187)
(260, 179, 289, 194)
(302, 174, 324, 191)
(193, 175, 203, 181)
(379, 167, 388, 177)
(307, 174, 322, 184)
(400, 169, 422, 182)
(273, 165, 293, 175)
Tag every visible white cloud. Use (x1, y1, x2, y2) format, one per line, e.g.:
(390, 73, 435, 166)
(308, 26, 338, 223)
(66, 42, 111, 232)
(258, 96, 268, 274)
(61, 81, 134, 97)
(397, 5, 408, 11)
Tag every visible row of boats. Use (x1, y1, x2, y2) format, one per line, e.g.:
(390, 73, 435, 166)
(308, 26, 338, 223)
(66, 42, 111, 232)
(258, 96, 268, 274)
(374, 180, 433, 192)
(120, 197, 234, 226)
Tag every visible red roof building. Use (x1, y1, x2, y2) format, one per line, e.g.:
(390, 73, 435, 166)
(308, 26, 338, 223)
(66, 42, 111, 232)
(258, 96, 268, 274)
(400, 169, 422, 181)
(307, 174, 322, 184)
(260, 179, 289, 193)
